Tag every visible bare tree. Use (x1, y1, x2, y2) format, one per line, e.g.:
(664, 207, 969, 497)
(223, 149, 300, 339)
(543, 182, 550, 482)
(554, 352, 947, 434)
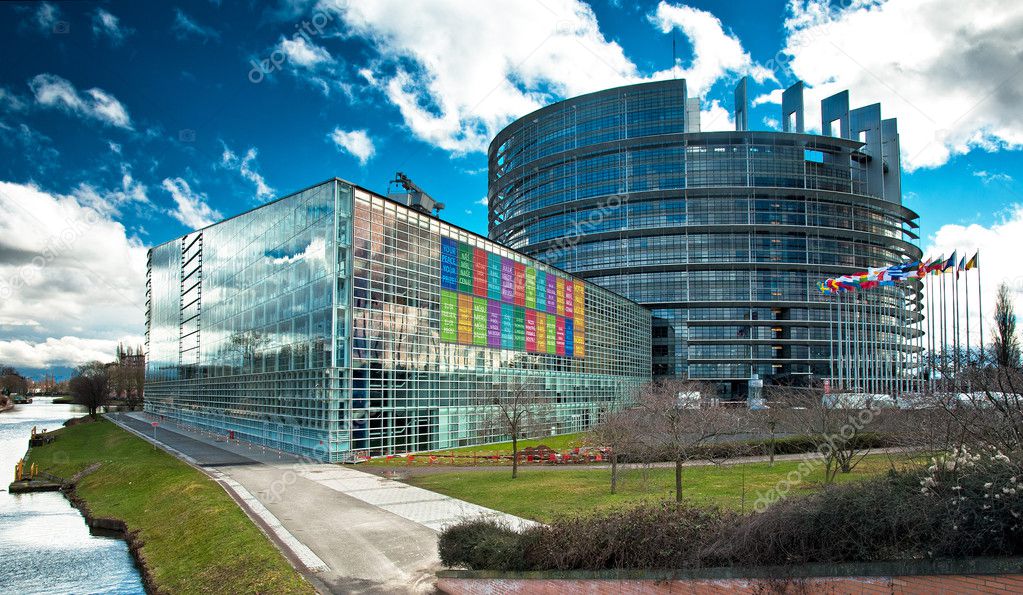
(69, 361, 110, 417)
(775, 386, 879, 483)
(592, 405, 641, 494)
(0, 365, 28, 396)
(993, 282, 1021, 369)
(634, 379, 739, 502)
(481, 378, 551, 479)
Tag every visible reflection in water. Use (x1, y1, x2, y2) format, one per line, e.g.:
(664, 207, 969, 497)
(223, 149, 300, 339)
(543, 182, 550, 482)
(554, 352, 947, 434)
(0, 398, 144, 595)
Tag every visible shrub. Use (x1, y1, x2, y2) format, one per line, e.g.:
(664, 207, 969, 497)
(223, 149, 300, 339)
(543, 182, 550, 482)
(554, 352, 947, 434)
(438, 518, 530, 570)
(439, 446, 1023, 571)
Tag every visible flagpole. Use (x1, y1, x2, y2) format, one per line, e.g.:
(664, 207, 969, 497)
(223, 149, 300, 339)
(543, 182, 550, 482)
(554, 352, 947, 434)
(965, 260, 971, 367)
(977, 251, 984, 365)
(926, 268, 933, 392)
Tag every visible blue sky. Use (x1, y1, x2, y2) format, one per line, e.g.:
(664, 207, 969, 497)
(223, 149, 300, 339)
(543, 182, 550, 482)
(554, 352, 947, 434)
(0, 0, 1020, 377)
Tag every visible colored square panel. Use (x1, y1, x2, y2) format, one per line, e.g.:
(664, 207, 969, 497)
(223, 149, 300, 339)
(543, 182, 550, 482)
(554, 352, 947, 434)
(556, 277, 565, 316)
(473, 297, 487, 345)
(525, 309, 536, 351)
(513, 262, 526, 306)
(525, 267, 536, 309)
(555, 316, 566, 356)
(501, 303, 514, 349)
(535, 270, 547, 312)
(514, 306, 526, 350)
(501, 258, 515, 302)
(488, 253, 502, 300)
(473, 247, 488, 297)
(457, 293, 474, 344)
(440, 238, 458, 290)
(487, 300, 501, 347)
(457, 243, 474, 293)
(565, 318, 574, 358)
(440, 290, 457, 343)
(536, 308, 547, 351)
(546, 274, 557, 312)
(546, 314, 556, 354)
(565, 279, 574, 317)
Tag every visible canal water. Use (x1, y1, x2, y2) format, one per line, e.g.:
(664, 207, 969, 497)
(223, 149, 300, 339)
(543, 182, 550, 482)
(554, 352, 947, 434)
(0, 398, 145, 595)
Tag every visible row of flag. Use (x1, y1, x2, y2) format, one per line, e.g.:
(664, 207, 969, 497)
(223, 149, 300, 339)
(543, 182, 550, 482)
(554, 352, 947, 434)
(818, 251, 979, 294)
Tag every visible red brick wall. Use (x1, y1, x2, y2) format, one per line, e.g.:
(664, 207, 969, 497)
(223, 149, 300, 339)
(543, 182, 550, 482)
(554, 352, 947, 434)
(437, 574, 1023, 594)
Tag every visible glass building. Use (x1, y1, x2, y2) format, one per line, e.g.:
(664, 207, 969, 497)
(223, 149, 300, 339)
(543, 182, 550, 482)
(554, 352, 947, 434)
(488, 79, 922, 396)
(145, 179, 650, 461)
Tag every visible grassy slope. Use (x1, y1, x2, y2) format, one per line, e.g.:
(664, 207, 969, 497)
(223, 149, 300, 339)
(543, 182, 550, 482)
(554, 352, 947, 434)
(407, 454, 922, 523)
(362, 432, 588, 466)
(27, 418, 313, 595)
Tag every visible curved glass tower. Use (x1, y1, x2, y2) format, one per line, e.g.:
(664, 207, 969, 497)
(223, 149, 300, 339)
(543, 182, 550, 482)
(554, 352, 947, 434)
(488, 79, 922, 395)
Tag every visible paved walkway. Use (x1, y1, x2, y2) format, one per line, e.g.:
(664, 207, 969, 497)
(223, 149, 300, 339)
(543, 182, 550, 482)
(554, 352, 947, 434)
(107, 412, 534, 594)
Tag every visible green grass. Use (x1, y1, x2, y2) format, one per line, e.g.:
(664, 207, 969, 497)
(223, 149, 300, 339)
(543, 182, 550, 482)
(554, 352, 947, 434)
(407, 453, 924, 523)
(362, 432, 588, 467)
(27, 418, 314, 595)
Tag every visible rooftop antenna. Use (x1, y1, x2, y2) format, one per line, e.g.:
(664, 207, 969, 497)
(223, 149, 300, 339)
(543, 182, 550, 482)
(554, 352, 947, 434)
(671, 33, 677, 79)
(388, 171, 445, 216)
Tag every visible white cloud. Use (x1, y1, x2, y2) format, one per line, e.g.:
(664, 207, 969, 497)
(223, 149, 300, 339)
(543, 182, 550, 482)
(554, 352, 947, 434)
(30, 2, 63, 35)
(973, 170, 1014, 185)
(221, 144, 275, 201)
(476, 196, 488, 206)
(278, 36, 333, 69)
(72, 165, 150, 218)
(92, 8, 132, 45)
(0, 181, 147, 369)
(329, 128, 376, 165)
(758, 0, 1023, 170)
(319, 0, 764, 154)
(161, 178, 222, 229)
(698, 99, 734, 132)
(648, 2, 774, 95)
(924, 204, 1023, 351)
(172, 9, 219, 41)
(29, 73, 133, 130)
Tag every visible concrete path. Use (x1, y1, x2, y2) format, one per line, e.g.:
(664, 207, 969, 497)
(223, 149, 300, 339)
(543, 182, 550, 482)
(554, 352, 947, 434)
(108, 412, 534, 594)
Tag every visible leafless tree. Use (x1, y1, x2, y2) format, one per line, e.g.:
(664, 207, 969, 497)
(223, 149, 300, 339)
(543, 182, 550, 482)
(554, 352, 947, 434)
(0, 365, 28, 396)
(69, 361, 110, 417)
(591, 405, 642, 494)
(773, 386, 879, 483)
(480, 377, 552, 479)
(633, 379, 741, 502)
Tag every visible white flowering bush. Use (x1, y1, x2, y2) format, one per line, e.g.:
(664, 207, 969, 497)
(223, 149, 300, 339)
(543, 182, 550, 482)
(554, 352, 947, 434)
(917, 444, 1023, 557)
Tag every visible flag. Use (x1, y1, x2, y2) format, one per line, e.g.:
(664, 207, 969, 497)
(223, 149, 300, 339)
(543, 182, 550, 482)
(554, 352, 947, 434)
(942, 251, 957, 272)
(927, 255, 944, 274)
(965, 251, 979, 270)
(957, 256, 966, 278)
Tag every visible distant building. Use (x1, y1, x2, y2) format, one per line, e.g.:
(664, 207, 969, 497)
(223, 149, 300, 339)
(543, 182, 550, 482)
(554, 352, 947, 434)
(144, 179, 650, 461)
(488, 78, 921, 396)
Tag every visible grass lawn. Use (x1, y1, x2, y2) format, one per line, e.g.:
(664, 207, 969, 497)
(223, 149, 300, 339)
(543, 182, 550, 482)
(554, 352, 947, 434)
(407, 453, 925, 523)
(27, 418, 314, 595)
(361, 432, 588, 467)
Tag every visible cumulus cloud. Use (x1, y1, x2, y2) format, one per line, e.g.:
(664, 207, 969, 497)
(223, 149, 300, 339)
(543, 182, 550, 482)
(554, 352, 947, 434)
(924, 205, 1023, 350)
(756, 0, 1023, 171)
(648, 2, 774, 95)
(29, 73, 133, 130)
(221, 144, 275, 201)
(172, 8, 219, 41)
(92, 8, 132, 45)
(72, 165, 150, 218)
(268, 35, 341, 95)
(329, 128, 376, 165)
(0, 181, 147, 369)
(319, 0, 764, 153)
(161, 178, 222, 229)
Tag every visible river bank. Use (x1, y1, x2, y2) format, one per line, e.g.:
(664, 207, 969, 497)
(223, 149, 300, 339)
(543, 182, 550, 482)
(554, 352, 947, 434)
(0, 398, 144, 594)
(26, 416, 315, 595)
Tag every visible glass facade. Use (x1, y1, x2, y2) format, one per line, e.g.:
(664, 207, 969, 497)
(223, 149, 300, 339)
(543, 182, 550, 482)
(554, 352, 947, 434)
(489, 80, 922, 395)
(145, 180, 650, 461)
